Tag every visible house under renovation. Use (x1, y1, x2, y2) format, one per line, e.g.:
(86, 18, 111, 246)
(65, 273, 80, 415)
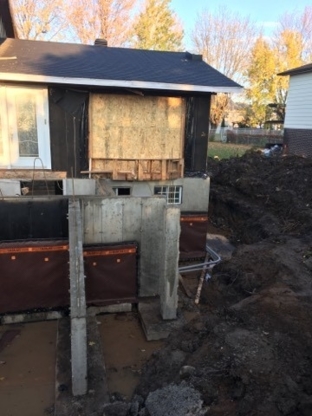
(0, 36, 241, 318)
(0, 28, 243, 395)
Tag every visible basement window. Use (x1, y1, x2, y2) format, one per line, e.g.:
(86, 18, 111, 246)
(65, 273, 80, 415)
(113, 187, 131, 196)
(154, 185, 182, 204)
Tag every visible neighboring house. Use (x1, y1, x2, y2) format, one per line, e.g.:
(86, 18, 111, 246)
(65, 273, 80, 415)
(0, 0, 16, 38)
(279, 63, 312, 157)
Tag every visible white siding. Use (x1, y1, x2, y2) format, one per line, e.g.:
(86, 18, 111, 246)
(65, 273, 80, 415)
(284, 72, 312, 129)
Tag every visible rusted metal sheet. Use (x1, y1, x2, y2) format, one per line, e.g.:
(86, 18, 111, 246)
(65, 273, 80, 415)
(179, 214, 208, 260)
(0, 241, 70, 314)
(84, 243, 138, 306)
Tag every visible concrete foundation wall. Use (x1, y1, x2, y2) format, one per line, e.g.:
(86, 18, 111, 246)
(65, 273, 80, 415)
(63, 179, 96, 196)
(82, 196, 180, 298)
(0, 180, 20, 196)
(284, 128, 312, 157)
(97, 177, 210, 212)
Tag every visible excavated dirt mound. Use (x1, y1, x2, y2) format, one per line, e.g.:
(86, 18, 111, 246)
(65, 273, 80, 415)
(133, 152, 312, 416)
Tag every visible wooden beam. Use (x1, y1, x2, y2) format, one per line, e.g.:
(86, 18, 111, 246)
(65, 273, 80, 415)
(0, 170, 67, 180)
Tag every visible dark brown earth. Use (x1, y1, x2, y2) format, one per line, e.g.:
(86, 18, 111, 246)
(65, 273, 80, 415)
(133, 152, 312, 416)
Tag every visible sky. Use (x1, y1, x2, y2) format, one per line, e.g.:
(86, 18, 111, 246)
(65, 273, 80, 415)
(171, 0, 312, 47)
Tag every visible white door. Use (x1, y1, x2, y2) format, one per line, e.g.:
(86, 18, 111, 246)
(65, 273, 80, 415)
(0, 86, 51, 169)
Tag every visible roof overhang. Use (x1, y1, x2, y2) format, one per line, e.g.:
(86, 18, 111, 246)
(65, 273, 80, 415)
(0, 72, 243, 94)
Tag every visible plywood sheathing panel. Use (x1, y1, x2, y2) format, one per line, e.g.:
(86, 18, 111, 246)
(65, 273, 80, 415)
(89, 94, 185, 161)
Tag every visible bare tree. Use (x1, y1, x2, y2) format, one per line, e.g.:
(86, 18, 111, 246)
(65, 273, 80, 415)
(191, 7, 257, 126)
(191, 6, 258, 84)
(66, 0, 137, 46)
(275, 6, 312, 62)
(11, 0, 67, 40)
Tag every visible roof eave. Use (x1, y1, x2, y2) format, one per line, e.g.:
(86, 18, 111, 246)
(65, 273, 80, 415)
(0, 72, 243, 94)
(278, 67, 312, 76)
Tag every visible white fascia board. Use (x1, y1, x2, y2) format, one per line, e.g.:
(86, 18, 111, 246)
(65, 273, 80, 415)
(0, 72, 243, 94)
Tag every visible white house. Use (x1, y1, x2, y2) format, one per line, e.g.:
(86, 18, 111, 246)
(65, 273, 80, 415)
(279, 63, 312, 157)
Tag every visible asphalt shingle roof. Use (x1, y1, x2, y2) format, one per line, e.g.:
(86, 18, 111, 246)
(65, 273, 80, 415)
(0, 38, 241, 93)
(279, 62, 312, 76)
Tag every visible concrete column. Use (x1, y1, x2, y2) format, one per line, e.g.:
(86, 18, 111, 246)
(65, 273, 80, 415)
(140, 198, 167, 297)
(69, 199, 87, 396)
(160, 207, 180, 320)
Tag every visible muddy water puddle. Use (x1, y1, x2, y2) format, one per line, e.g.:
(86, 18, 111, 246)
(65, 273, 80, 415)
(0, 312, 164, 414)
(0, 321, 57, 416)
(98, 312, 163, 399)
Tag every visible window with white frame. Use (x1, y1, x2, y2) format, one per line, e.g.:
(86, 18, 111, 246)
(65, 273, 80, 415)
(154, 185, 182, 204)
(0, 86, 51, 169)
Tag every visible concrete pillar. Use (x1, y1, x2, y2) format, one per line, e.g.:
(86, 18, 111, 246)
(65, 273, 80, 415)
(140, 198, 166, 297)
(160, 207, 180, 320)
(69, 199, 87, 396)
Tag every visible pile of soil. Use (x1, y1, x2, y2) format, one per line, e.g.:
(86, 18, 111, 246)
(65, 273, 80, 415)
(133, 152, 312, 416)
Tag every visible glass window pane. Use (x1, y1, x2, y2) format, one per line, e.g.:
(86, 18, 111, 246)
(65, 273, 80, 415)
(15, 94, 39, 157)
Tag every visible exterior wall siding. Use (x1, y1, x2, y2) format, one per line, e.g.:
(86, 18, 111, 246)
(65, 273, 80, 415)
(0, 18, 6, 37)
(284, 73, 312, 129)
(284, 128, 312, 157)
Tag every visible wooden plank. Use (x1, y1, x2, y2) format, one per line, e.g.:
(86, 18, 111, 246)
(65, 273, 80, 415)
(0, 170, 67, 180)
(88, 158, 184, 181)
(179, 274, 192, 298)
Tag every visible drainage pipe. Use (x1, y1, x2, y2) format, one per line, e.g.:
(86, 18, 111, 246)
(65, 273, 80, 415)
(178, 243, 221, 274)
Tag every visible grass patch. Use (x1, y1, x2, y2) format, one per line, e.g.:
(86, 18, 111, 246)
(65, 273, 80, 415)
(208, 142, 255, 159)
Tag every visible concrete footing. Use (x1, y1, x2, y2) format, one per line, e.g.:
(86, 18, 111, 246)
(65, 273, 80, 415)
(0, 310, 64, 325)
(87, 303, 132, 316)
(139, 298, 186, 341)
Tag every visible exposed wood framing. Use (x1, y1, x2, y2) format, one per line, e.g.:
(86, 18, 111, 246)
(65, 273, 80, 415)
(82, 158, 183, 181)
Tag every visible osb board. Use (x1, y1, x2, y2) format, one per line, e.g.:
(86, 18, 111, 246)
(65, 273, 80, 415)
(90, 94, 185, 160)
(0, 170, 67, 180)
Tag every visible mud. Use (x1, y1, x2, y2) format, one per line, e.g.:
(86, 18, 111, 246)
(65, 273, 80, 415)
(133, 152, 312, 416)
